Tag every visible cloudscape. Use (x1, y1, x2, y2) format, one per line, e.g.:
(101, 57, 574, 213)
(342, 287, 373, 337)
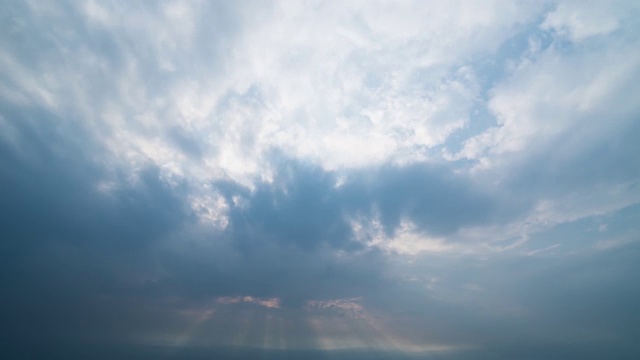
(1, 1, 639, 359)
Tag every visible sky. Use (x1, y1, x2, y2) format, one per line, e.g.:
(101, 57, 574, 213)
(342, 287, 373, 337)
(1, 0, 640, 359)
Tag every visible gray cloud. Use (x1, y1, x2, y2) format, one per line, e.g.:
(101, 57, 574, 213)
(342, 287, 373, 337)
(2, 98, 639, 358)
(1, 1, 640, 359)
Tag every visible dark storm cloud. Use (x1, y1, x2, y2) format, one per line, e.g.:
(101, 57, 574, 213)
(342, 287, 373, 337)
(217, 161, 357, 252)
(217, 158, 508, 253)
(0, 99, 514, 353)
(344, 164, 507, 237)
(2, 100, 638, 359)
(164, 157, 505, 306)
(0, 102, 192, 253)
(0, 102, 195, 346)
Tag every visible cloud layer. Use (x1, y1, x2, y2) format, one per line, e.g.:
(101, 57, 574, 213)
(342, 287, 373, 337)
(1, 0, 640, 358)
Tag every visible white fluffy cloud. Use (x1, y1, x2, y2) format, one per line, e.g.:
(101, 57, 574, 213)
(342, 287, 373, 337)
(2, 1, 547, 182)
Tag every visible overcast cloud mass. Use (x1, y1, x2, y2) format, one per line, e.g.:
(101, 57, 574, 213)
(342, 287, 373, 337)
(1, 1, 640, 359)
